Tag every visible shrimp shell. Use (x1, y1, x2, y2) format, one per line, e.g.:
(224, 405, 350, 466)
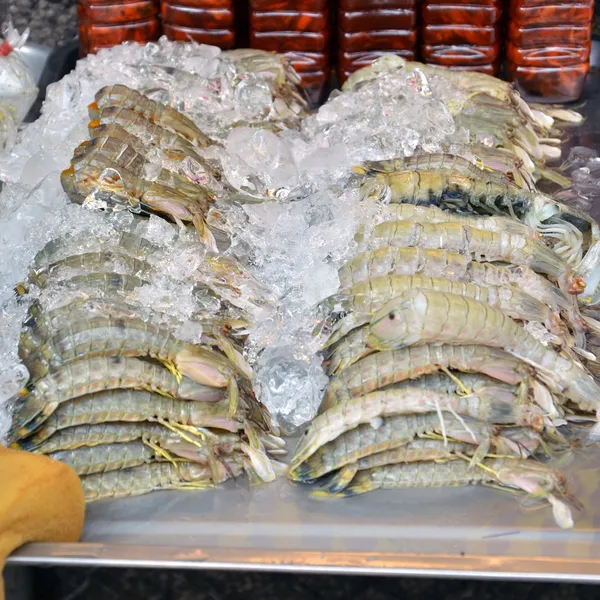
(81, 461, 238, 502)
(28, 251, 153, 289)
(32, 231, 159, 271)
(356, 439, 469, 471)
(289, 413, 500, 482)
(363, 169, 529, 217)
(369, 220, 567, 281)
(12, 356, 225, 436)
(20, 314, 235, 387)
(322, 344, 527, 411)
(14, 391, 242, 451)
(360, 154, 512, 187)
(338, 247, 568, 311)
(326, 457, 575, 528)
(293, 384, 538, 469)
(369, 289, 600, 414)
(90, 84, 212, 147)
(31, 421, 171, 454)
(50, 440, 157, 475)
(327, 274, 554, 346)
(384, 203, 539, 239)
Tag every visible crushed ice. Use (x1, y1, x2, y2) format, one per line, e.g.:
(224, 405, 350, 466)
(0, 46, 461, 438)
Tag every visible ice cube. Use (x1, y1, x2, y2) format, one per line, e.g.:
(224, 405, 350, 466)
(255, 345, 328, 432)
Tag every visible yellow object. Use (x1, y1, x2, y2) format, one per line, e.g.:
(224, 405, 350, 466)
(0, 447, 85, 600)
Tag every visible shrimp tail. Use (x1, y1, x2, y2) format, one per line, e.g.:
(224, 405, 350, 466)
(312, 478, 379, 498)
(483, 386, 525, 423)
(193, 215, 218, 252)
(240, 442, 277, 482)
(515, 295, 558, 325)
(564, 371, 600, 414)
(530, 245, 568, 281)
(321, 463, 359, 494)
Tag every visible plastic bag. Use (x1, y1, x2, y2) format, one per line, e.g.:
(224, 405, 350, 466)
(0, 21, 37, 150)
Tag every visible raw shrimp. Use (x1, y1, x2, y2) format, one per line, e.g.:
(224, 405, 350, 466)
(358, 153, 513, 187)
(88, 106, 210, 156)
(90, 84, 212, 147)
(361, 168, 529, 217)
(324, 438, 471, 494)
(73, 135, 216, 202)
(369, 221, 569, 285)
(383, 203, 539, 239)
(61, 157, 216, 251)
(322, 344, 528, 410)
(368, 289, 600, 414)
(81, 461, 238, 502)
(289, 413, 518, 482)
(51, 440, 158, 475)
(27, 251, 153, 289)
(338, 247, 569, 311)
(317, 458, 576, 529)
(14, 391, 243, 451)
(323, 274, 556, 346)
(292, 383, 539, 469)
(41, 272, 148, 299)
(32, 231, 159, 271)
(12, 356, 226, 437)
(29, 421, 176, 453)
(88, 120, 221, 179)
(20, 314, 238, 386)
(357, 439, 472, 471)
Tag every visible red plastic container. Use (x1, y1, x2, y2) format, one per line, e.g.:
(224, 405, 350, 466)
(337, 0, 419, 83)
(78, 0, 161, 56)
(421, 0, 502, 74)
(161, 0, 238, 49)
(506, 0, 593, 102)
(249, 1, 332, 105)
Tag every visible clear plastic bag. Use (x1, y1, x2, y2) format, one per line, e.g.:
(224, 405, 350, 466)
(0, 21, 37, 150)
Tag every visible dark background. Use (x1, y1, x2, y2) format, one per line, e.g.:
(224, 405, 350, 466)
(5, 566, 600, 600)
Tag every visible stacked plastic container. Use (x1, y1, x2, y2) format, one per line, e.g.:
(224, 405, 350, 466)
(421, 0, 502, 75)
(77, 0, 161, 57)
(249, 1, 331, 105)
(506, 0, 594, 102)
(161, 1, 238, 48)
(338, 0, 418, 83)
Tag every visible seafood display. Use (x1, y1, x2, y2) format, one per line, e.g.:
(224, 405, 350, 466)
(290, 57, 600, 530)
(2, 38, 600, 536)
(1, 43, 304, 503)
(8, 230, 285, 501)
(61, 83, 247, 251)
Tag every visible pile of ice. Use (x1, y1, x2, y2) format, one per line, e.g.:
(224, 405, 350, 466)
(0, 36, 305, 186)
(215, 56, 461, 430)
(0, 47, 459, 438)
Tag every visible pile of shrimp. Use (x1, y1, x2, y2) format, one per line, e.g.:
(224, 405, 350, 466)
(60, 84, 229, 252)
(61, 80, 308, 253)
(344, 56, 581, 193)
(290, 60, 600, 530)
(7, 231, 286, 502)
(346, 57, 600, 270)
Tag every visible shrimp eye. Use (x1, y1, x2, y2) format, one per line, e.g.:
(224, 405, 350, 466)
(388, 312, 396, 321)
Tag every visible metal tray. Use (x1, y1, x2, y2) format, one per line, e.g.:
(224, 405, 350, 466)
(6, 58, 600, 583)
(7, 447, 600, 581)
